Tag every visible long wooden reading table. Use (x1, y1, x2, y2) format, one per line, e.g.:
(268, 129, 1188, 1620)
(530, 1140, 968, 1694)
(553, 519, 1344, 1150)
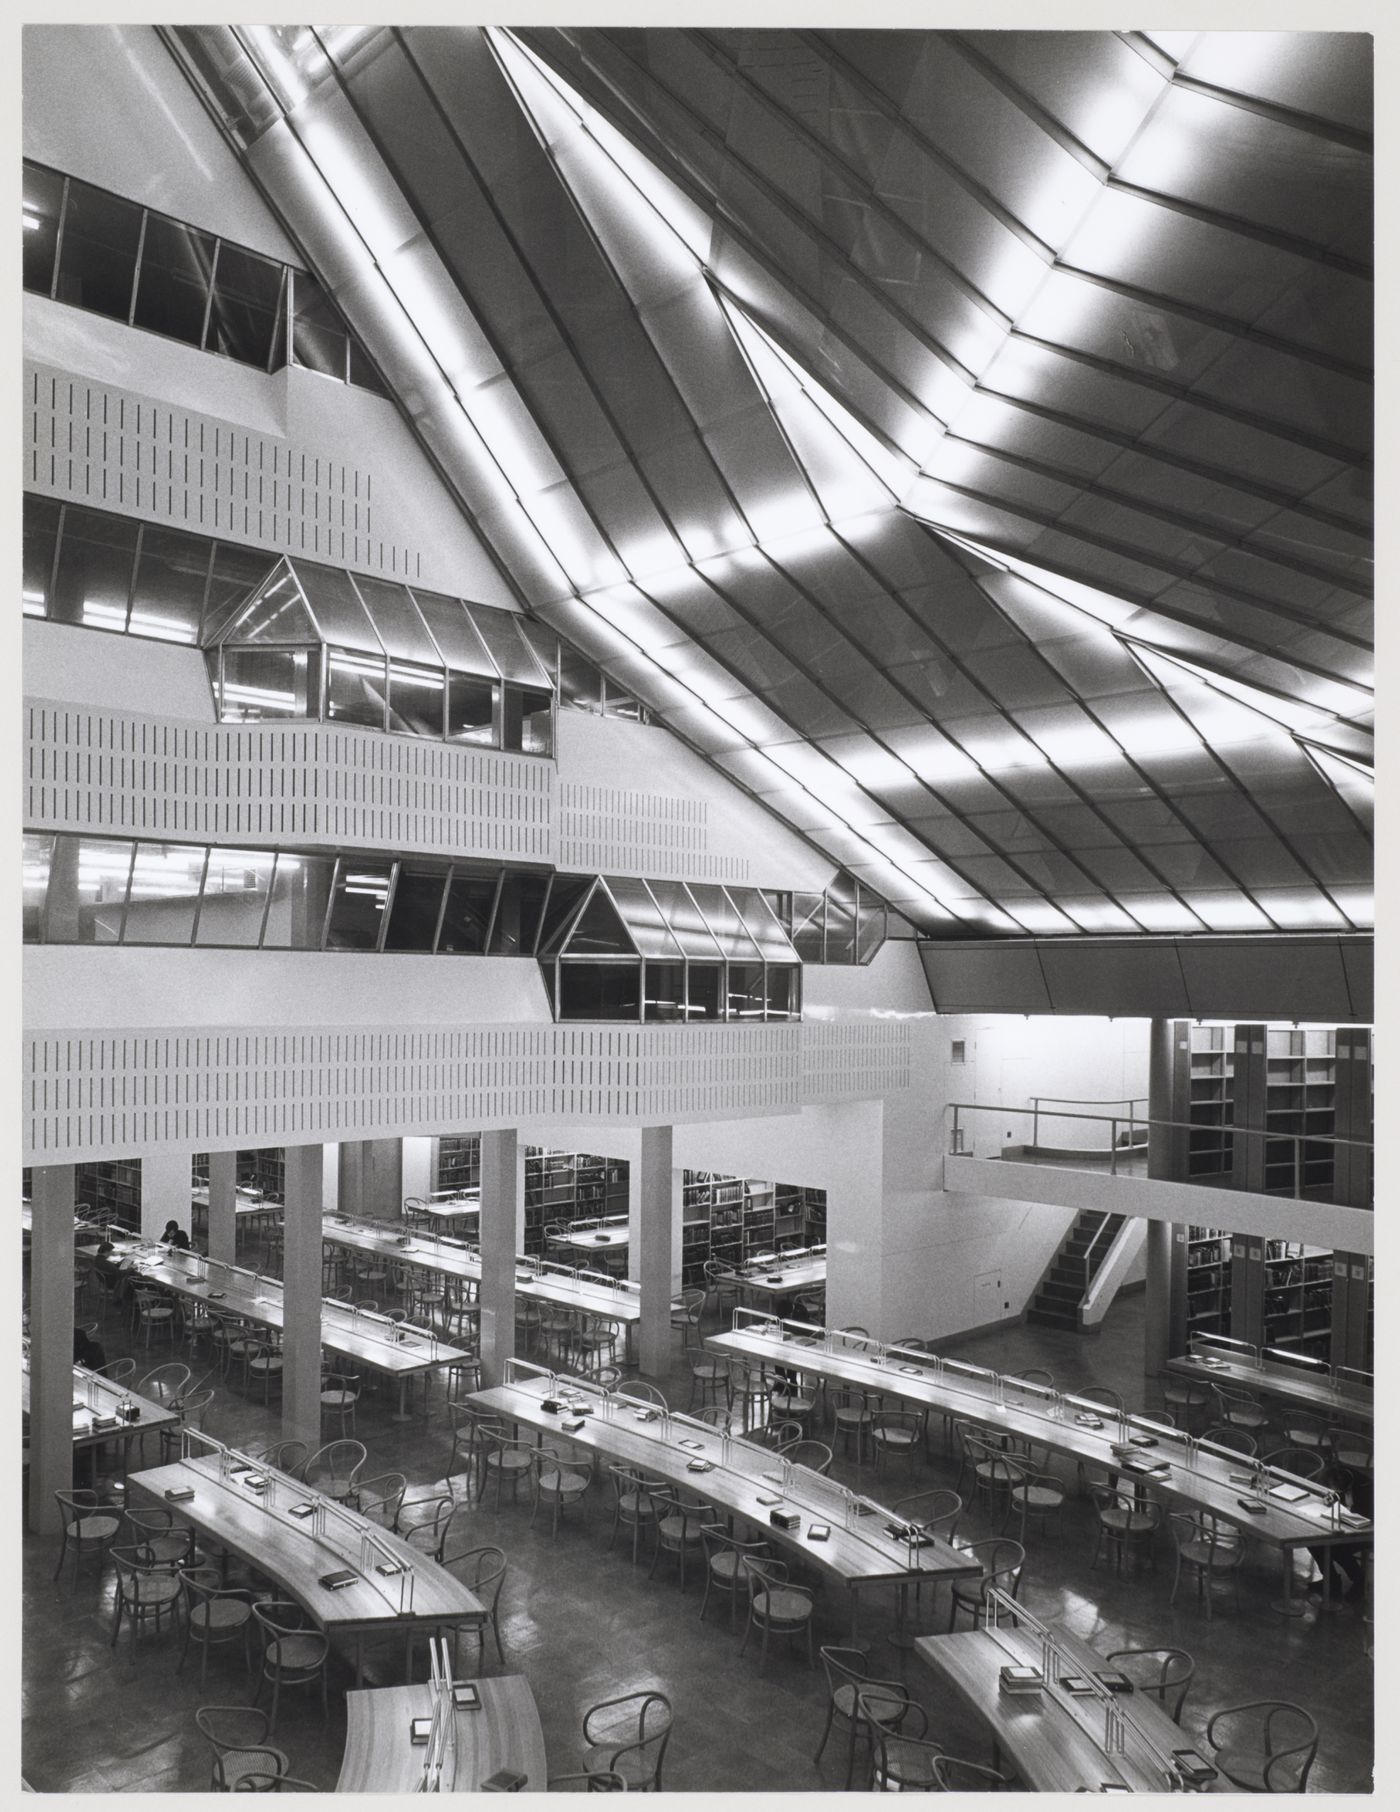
(22, 1356, 179, 1478)
(729, 1247, 827, 1303)
(708, 1314, 1372, 1616)
(129, 1442, 485, 1684)
(1168, 1345, 1372, 1425)
(322, 1216, 641, 1360)
(471, 1363, 978, 1640)
(916, 1611, 1217, 1792)
(123, 1245, 468, 1418)
(337, 1675, 546, 1791)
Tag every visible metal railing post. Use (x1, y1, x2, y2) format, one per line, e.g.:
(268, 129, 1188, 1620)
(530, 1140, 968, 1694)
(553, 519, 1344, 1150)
(1110, 1118, 1118, 1176)
(1032, 1097, 1040, 1150)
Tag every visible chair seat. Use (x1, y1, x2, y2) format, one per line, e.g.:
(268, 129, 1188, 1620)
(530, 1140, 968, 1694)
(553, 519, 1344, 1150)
(879, 1738, 941, 1787)
(874, 1428, 916, 1450)
(540, 1467, 589, 1497)
(267, 1633, 323, 1670)
(223, 1747, 290, 1789)
(1227, 1410, 1267, 1430)
(754, 1587, 811, 1624)
(67, 1512, 121, 1543)
(658, 1515, 704, 1546)
(833, 1683, 904, 1725)
(691, 1360, 726, 1382)
(1100, 1506, 1154, 1534)
(130, 1574, 183, 1609)
(1016, 1485, 1063, 1510)
(1212, 1748, 1279, 1791)
(771, 1392, 813, 1415)
(1333, 1444, 1370, 1469)
(249, 1357, 283, 1375)
(708, 1551, 742, 1582)
(975, 1459, 1015, 1484)
(583, 1747, 650, 1788)
(617, 1492, 656, 1521)
(487, 1451, 532, 1476)
(319, 1390, 354, 1408)
(1181, 1538, 1241, 1570)
(194, 1599, 253, 1632)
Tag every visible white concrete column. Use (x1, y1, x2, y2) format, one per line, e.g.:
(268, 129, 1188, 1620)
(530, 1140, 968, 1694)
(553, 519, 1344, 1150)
(402, 1137, 434, 1207)
(479, 1130, 522, 1388)
(1145, 1017, 1175, 1376)
(338, 1141, 366, 1217)
(140, 1151, 192, 1242)
(636, 1127, 680, 1377)
(821, 1101, 887, 1336)
(29, 1165, 76, 1533)
(321, 1143, 340, 1214)
(207, 1149, 238, 1264)
(281, 1144, 324, 1450)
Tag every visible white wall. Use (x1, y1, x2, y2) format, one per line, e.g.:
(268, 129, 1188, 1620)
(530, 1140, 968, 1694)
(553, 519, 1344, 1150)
(944, 1014, 1151, 1158)
(24, 25, 301, 262)
(23, 946, 554, 1032)
(555, 712, 836, 893)
(25, 620, 216, 721)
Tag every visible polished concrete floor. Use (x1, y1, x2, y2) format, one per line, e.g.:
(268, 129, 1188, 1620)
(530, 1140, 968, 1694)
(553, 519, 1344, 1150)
(23, 1281, 1373, 1793)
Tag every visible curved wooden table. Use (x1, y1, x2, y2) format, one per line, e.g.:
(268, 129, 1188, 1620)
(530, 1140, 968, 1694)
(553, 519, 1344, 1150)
(916, 1622, 1214, 1792)
(336, 1675, 545, 1792)
(1168, 1353, 1372, 1423)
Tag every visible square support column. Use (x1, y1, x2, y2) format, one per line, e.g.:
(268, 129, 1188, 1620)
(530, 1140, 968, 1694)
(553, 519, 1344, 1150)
(636, 1127, 678, 1377)
(28, 1165, 76, 1533)
(141, 1151, 192, 1243)
(207, 1149, 238, 1265)
(281, 1144, 325, 1452)
(479, 1130, 522, 1389)
(1144, 1018, 1175, 1376)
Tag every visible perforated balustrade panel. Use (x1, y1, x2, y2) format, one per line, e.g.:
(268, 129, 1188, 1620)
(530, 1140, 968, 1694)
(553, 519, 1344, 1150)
(24, 360, 418, 579)
(25, 699, 555, 860)
(22, 1020, 912, 1161)
(557, 782, 750, 882)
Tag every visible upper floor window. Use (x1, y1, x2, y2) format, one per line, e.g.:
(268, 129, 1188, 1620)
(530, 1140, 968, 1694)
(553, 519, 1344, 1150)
(23, 160, 385, 393)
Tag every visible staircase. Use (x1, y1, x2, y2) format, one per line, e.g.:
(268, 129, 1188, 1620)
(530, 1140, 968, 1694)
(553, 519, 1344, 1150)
(1027, 1209, 1126, 1330)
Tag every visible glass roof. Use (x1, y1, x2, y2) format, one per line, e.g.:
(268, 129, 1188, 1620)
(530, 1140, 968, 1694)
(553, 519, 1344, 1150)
(543, 876, 799, 962)
(170, 25, 1372, 939)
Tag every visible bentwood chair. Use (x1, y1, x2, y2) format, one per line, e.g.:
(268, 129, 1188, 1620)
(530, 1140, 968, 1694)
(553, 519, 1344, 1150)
(439, 1541, 508, 1669)
(580, 1690, 673, 1792)
(1212, 1384, 1270, 1444)
(738, 1555, 816, 1670)
(948, 1540, 1025, 1631)
(318, 1372, 360, 1437)
(930, 1755, 1014, 1791)
(531, 1442, 595, 1539)
(1090, 1487, 1162, 1575)
(475, 1425, 534, 1511)
(398, 1493, 457, 1556)
(870, 1410, 925, 1481)
(1005, 1465, 1069, 1545)
(178, 1567, 256, 1688)
(249, 1439, 309, 1480)
(777, 1439, 834, 1475)
(859, 1690, 942, 1791)
(194, 1706, 290, 1792)
(251, 1600, 329, 1734)
(354, 1471, 407, 1529)
(699, 1525, 770, 1630)
(110, 1543, 185, 1655)
(1204, 1701, 1319, 1792)
(51, 1487, 122, 1587)
(1104, 1648, 1195, 1723)
(608, 1465, 661, 1566)
(647, 1487, 709, 1591)
(1170, 1512, 1242, 1619)
(232, 1769, 320, 1792)
(160, 1386, 216, 1464)
(124, 1504, 204, 1570)
(815, 1647, 919, 1789)
(1159, 1369, 1211, 1430)
(302, 1439, 366, 1503)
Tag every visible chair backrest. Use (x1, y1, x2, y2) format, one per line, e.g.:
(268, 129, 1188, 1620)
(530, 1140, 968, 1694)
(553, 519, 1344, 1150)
(1077, 1385, 1125, 1413)
(1261, 1445, 1324, 1479)
(1094, 1485, 1160, 1528)
(1105, 1647, 1194, 1721)
(357, 1471, 407, 1527)
(1010, 1367, 1055, 1387)
(1200, 1423, 1258, 1457)
(194, 1705, 275, 1776)
(1207, 1701, 1318, 1791)
(893, 1488, 962, 1540)
(304, 1438, 367, 1493)
(616, 1381, 668, 1409)
(929, 1756, 1010, 1791)
(778, 1439, 834, 1474)
(442, 1541, 507, 1612)
(138, 1362, 192, 1403)
(744, 1419, 803, 1450)
(968, 1538, 1025, 1599)
(582, 1691, 673, 1789)
(257, 1439, 309, 1478)
(98, 1358, 136, 1383)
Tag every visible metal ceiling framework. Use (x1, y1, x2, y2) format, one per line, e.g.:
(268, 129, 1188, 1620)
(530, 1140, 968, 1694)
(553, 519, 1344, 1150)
(160, 25, 1372, 940)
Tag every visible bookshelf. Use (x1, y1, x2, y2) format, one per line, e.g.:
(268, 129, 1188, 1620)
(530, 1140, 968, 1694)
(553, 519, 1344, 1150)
(522, 1147, 629, 1257)
(680, 1172, 826, 1288)
(1262, 1240, 1334, 1359)
(1184, 1026, 1234, 1181)
(74, 1159, 142, 1232)
(436, 1136, 481, 1198)
(1262, 1029, 1335, 1198)
(1184, 1227, 1233, 1340)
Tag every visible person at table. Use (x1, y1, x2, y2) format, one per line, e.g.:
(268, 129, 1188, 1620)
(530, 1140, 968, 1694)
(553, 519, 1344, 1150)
(1307, 1460, 1369, 1603)
(73, 1324, 108, 1371)
(91, 1239, 135, 1304)
(160, 1220, 192, 1251)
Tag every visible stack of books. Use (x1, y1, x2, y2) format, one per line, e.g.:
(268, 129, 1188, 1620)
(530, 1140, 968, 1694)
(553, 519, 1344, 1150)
(998, 1664, 1043, 1696)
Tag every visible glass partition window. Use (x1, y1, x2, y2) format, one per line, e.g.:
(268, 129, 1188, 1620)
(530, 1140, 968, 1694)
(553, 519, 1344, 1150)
(325, 858, 393, 949)
(25, 159, 383, 394)
(261, 852, 336, 949)
(123, 842, 208, 946)
(490, 872, 550, 956)
(558, 960, 642, 1022)
(326, 647, 388, 728)
(217, 647, 321, 720)
(503, 683, 554, 757)
(387, 662, 446, 738)
(23, 495, 61, 619)
(44, 835, 133, 943)
(50, 506, 139, 630)
(438, 870, 501, 954)
(128, 524, 211, 644)
(22, 834, 54, 944)
(447, 674, 499, 745)
(197, 848, 276, 946)
(382, 865, 448, 952)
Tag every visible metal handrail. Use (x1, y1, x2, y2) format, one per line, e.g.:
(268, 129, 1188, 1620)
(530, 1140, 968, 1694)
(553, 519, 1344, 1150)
(949, 1100, 1371, 1194)
(1030, 1094, 1148, 1154)
(1077, 1213, 1119, 1285)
